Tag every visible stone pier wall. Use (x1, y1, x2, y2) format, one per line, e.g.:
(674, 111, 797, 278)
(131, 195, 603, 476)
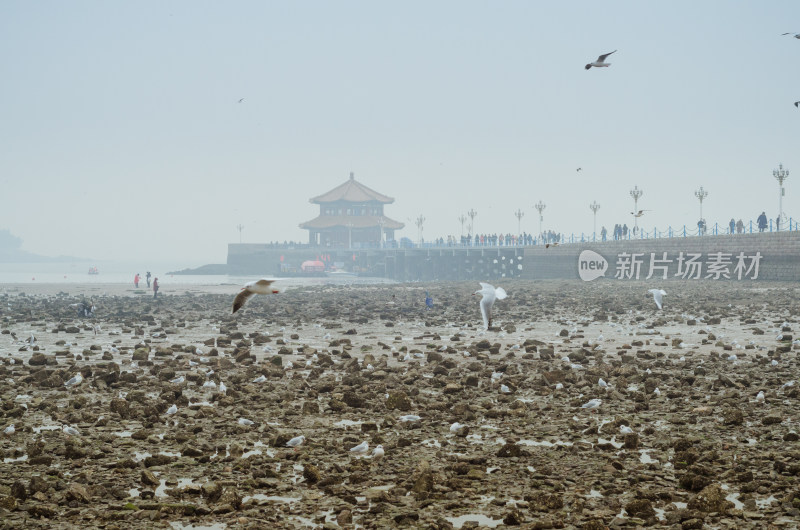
(520, 232, 800, 282)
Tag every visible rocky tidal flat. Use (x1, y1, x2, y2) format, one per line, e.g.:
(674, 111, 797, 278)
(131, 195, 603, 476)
(1, 280, 800, 529)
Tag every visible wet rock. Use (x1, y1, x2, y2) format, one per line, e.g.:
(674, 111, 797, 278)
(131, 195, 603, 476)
(386, 392, 412, 411)
(342, 391, 365, 408)
(28, 353, 48, 366)
(722, 408, 743, 425)
(202, 481, 223, 502)
(412, 460, 434, 499)
(27, 504, 58, 518)
(110, 398, 131, 419)
(303, 464, 321, 484)
(0, 495, 18, 510)
(625, 498, 655, 518)
(141, 470, 159, 487)
(217, 487, 242, 509)
(497, 443, 522, 458)
(688, 484, 733, 513)
(525, 491, 563, 511)
(11, 481, 27, 501)
(65, 483, 91, 503)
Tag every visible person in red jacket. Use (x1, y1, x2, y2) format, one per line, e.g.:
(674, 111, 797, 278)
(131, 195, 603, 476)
(134, 273, 140, 288)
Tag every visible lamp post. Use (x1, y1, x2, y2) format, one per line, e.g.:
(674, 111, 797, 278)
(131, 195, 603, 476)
(458, 214, 467, 239)
(514, 209, 525, 237)
(236, 223, 244, 243)
(346, 221, 353, 249)
(629, 186, 643, 232)
(774, 163, 790, 231)
(415, 215, 425, 245)
(694, 186, 708, 234)
(467, 208, 477, 238)
(589, 201, 600, 241)
(534, 201, 546, 242)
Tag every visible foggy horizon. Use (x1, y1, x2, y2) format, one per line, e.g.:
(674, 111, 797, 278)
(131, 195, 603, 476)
(2, 1, 798, 268)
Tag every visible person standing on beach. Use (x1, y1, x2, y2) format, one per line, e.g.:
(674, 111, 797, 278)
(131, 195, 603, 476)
(153, 277, 159, 299)
(134, 273, 140, 288)
(146, 271, 151, 288)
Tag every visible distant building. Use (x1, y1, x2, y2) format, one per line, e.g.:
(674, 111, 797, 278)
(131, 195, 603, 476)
(299, 172, 404, 247)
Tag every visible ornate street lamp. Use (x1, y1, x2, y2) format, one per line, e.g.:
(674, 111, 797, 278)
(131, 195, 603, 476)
(589, 201, 600, 241)
(694, 186, 708, 235)
(514, 209, 525, 237)
(774, 163, 790, 230)
(629, 186, 643, 232)
(458, 214, 467, 238)
(534, 201, 546, 240)
(467, 209, 477, 238)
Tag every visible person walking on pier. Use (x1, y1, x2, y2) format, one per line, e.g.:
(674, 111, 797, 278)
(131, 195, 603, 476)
(757, 212, 768, 232)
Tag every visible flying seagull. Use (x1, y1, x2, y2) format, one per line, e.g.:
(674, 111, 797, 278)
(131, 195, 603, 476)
(545, 242, 559, 248)
(238, 98, 245, 103)
(585, 50, 616, 70)
(232, 279, 280, 313)
(631, 210, 650, 217)
(576, 167, 582, 172)
(648, 289, 666, 310)
(781, 32, 800, 39)
(474, 282, 508, 330)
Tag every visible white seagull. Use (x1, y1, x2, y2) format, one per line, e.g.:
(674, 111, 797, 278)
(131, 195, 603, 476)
(648, 289, 666, 310)
(3, 424, 14, 435)
(238, 418, 254, 426)
(65, 374, 83, 387)
(62, 424, 81, 437)
(581, 398, 602, 409)
(585, 50, 616, 70)
(252, 375, 267, 384)
(474, 282, 508, 330)
(371, 444, 385, 460)
(286, 435, 306, 448)
(232, 279, 281, 314)
(450, 422, 465, 434)
(620, 425, 634, 435)
(166, 404, 178, 415)
(350, 441, 369, 455)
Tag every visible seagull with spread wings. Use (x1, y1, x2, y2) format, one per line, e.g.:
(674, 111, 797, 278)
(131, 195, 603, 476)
(232, 279, 281, 314)
(474, 282, 507, 330)
(585, 50, 617, 70)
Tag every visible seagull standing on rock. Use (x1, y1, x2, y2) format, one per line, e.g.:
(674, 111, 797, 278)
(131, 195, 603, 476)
(350, 441, 369, 456)
(475, 282, 507, 330)
(371, 445, 385, 460)
(581, 398, 602, 409)
(232, 279, 280, 314)
(585, 50, 616, 69)
(65, 374, 83, 387)
(286, 435, 306, 449)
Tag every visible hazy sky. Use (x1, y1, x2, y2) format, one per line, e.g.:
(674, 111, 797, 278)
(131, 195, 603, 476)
(2, 1, 798, 266)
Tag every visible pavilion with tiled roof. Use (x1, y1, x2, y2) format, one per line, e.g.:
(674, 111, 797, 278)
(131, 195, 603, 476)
(300, 172, 404, 247)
